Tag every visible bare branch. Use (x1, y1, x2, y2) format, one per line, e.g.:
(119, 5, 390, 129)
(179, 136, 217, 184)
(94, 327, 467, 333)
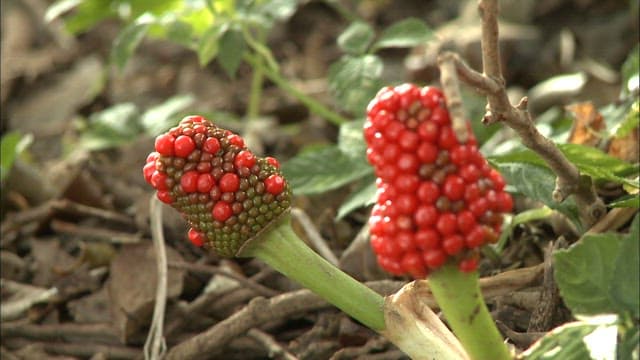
(438, 52, 470, 143)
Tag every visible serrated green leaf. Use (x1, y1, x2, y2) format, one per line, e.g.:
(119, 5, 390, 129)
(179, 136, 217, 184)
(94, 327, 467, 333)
(282, 145, 373, 195)
(140, 94, 195, 135)
(45, 0, 82, 23)
(218, 26, 246, 77)
(198, 22, 227, 66)
(328, 55, 383, 114)
(610, 215, 639, 317)
(336, 176, 377, 220)
(338, 119, 367, 159)
(555, 233, 622, 315)
(491, 162, 581, 228)
(1, 131, 33, 182)
(338, 22, 375, 55)
(371, 18, 432, 51)
(524, 315, 618, 360)
(111, 14, 155, 70)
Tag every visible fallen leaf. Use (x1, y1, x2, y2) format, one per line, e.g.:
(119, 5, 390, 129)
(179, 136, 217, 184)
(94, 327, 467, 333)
(566, 102, 605, 147)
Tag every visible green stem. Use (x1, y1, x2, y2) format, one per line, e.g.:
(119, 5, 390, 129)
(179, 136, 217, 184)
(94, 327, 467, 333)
(244, 54, 350, 126)
(246, 33, 266, 120)
(239, 214, 385, 331)
(428, 264, 512, 360)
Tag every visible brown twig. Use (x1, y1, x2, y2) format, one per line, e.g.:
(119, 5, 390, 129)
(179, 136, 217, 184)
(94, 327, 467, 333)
(438, 54, 469, 143)
(247, 328, 299, 360)
(439, 0, 606, 226)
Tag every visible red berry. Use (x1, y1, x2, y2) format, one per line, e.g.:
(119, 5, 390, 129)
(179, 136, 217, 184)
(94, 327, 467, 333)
(181, 115, 205, 124)
(417, 142, 438, 164)
(423, 248, 447, 269)
(155, 134, 175, 156)
(188, 228, 205, 247)
(394, 174, 419, 193)
(157, 191, 173, 204)
(457, 211, 476, 234)
(488, 169, 506, 191)
(234, 150, 256, 169)
(436, 213, 457, 236)
(443, 234, 464, 255)
(203, 137, 221, 154)
(219, 173, 240, 192)
(370, 110, 394, 130)
(414, 205, 438, 228)
(459, 257, 478, 273)
(401, 251, 426, 278)
(378, 255, 404, 275)
(380, 216, 397, 235)
(378, 235, 403, 258)
(398, 130, 420, 151)
(265, 156, 280, 169)
(212, 201, 232, 222)
(397, 153, 420, 173)
(464, 183, 481, 202)
(146, 152, 159, 163)
(227, 134, 245, 148)
(497, 192, 514, 212)
(443, 175, 465, 201)
(143, 162, 156, 184)
(419, 86, 443, 109)
(417, 181, 440, 204)
(396, 231, 416, 252)
(466, 226, 486, 248)
(174, 135, 196, 158)
(431, 106, 450, 126)
(396, 194, 418, 214)
(417, 121, 439, 142)
(450, 145, 470, 166)
(197, 173, 215, 193)
(395, 83, 420, 108)
(415, 229, 440, 249)
(469, 198, 489, 218)
(460, 164, 481, 183)
(438, 127, 457, 149)
(264, 174, 285, 195)
(180, 171, 199, 193)
(383, 121, 405, 141)
(150, 171, 169, 191)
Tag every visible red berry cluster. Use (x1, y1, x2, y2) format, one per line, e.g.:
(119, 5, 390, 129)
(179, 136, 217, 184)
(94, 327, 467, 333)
(143, 116, 291, 257)
(364, 84, 513, 278)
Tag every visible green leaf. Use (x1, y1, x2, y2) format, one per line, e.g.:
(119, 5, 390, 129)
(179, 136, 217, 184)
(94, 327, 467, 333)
(615, 100, 639, 138)
(198, 22, 227, 66)
(336, 176, 377, 220)
(140, 94, 195, 135)
(609, 194, 640, 208)
(496, 207, 554, 252)
(371, 18, 432, 51)
(610, 215, 639, 318)
(45, 0, 82, 23)
(328, 55, 383, 114)
(555, 233, 621, 315)
(0, 131, 33, 182)
(282, 145, 374, 195)
(617, 320, 639, 360)
(80, 103, 140, 150)
(524, 315, 618, 360)
(218, 26, 246, 77)
(491, 162, 581, 228)
(621, 45, 639, 95)
(111, 14, 155, 70)
(256, 0, 298, 22)
(338, 119, 367, 159)
(337, 21, 375, 55)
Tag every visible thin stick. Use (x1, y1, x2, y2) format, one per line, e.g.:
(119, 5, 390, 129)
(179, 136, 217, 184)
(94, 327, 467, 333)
(144, 197, 168, 360)
(291, 208, 340, 266)
(247, 329, 299, 360)
(442, 0, 605, 226)
(438, 53, 469, 143)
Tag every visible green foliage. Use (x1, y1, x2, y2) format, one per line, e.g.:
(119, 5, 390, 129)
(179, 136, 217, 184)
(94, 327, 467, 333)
(489, 162, 581, 227)
(282, 145, 373, 195)
(218, 25, 246, 77)
(111, 15, 153, 70)
(336, 176, 377, 220)
(621, 44, 639, 96)
(197, 22, 227, 66)
(79, 94, 194, 150)
(608, 194, 640, 208)
(338, 22, 375, 55)
(524, 315, 618, 360)
(495, 207, 554, 252)
(615, 100, 639, 139)
(555, 215, 639, 317)
(328, 55, 383, 114)
(370, 17, 432, 51)
(0, 132, 33, 182)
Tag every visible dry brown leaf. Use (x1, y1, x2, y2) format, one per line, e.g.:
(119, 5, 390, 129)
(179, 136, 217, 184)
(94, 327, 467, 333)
(566, 101, 605, 147)
(608, 126, 639, 163)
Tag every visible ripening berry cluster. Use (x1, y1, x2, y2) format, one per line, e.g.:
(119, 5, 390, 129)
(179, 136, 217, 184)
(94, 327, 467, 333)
(143, 116, 291, 257)
(364, 84, 513, 278)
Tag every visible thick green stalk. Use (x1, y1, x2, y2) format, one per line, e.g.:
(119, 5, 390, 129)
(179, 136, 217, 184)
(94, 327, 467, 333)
(243, 54, 349, 126)
(239, 214, 385, 331)
(428, 264, 512, 360)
